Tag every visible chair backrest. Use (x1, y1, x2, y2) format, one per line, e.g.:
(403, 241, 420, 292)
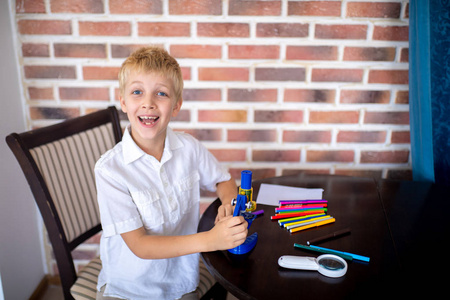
(6, 106, 122, 299)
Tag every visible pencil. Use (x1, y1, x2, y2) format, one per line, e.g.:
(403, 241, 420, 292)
(307, 228, 351, 245)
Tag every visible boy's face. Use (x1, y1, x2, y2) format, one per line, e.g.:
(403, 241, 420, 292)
(119, 71, 182, 153)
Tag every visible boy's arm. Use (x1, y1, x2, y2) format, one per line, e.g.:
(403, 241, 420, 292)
(215, 177, 238, 222)
(121, 215, 247, 259)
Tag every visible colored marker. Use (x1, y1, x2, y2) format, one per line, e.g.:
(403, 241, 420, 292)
(294, 243, 353, 261)
(309, 245, 370, 262)
(271, 211, 327, 220)
(276, 205, 327, 212)
(276, 207, 327, 214)
(252, 209, 264, 216)
(307, 228, 351, 245)
(286, 216, 333, 230)
(279, 200, 327, 205)
(290, 218, 335, 233)
(278, 213, 326, 227)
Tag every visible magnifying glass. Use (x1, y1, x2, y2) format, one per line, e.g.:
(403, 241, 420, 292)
(278, 254, 347, 278)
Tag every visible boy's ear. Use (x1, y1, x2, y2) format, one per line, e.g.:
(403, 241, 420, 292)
(119, 95, 127, 113)
(171, 97, 183, 117)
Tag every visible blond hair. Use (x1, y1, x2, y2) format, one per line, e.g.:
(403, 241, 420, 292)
(118, 46, 183, 102)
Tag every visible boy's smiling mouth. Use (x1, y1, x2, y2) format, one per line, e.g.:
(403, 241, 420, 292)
(138, 115, 159, 125)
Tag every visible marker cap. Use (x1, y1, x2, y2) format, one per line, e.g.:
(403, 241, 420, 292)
(240, 170, 252, 189)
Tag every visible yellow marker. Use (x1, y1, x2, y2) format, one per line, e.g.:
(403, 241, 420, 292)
(290, 218, 336, 233)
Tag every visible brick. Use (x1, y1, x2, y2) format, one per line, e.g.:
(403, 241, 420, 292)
(83, 66, 120, 80)
(50, 0, 103, 13)
(59, 87, 109, 101)
(347, 2, 401, 18)
(16, 0, 45, 13)
(340, 90, 390, 104)
(79, 22, 131, 36)
(343, 47, 396, 61)
(364, 111, 409, 125)
(282, 169, 330, 176)
(255, 68, 305, 81)
(400, 48, 409, 62)
(228, 89, 277, 102)
(229, 0, 281, 16)
(283, 130, 332, 143)
(315, 24, 367, 39)
(391, 131, 410, 144)
(310, 111, 359, 124)
(368, 70, 409, 84)
(181, 67, 191, 81)
(284, 89, 335, 103)
(312, 69, 363, 82)
(109, 0, 162, 14)
(28, 87, 54, 100)
(337, 131, 387, 143)
(254, 110, 303, 123)
(197, 23, 250, 37)
(22, 43, 49, 57)
(256, 23, 308, 38)
(286, 46, 338, 60)
(227, 129, 277, 142)
(361, 151, 409, 163)
(198, 110, 247, 122)
(307, 150, 355, 162)
(335, 169, 382, 178)
(18, 20, 71, 35)
(253, 150, 300, 162)
(229, 168, 276, 181)
(138, 22, 190, 37)
(395, 91, 409, 104)
(198, 68, 249, 81)
(54, 44, 106, 58)
(111, 44, 162, 58)
(170, 45, 222, 59)
(373, 26, 409, 41)
(29, 107, 80, 120)
(24, 66, 76, 79)
(183, 89, 221, 101)
(172, 110, 190, 122)
(288, 1, 341, 16)
(228, 45, 279, 59)
(174, 129, 222, 141)
(209, 149, 246, 162)
(169, 0, 221, 15)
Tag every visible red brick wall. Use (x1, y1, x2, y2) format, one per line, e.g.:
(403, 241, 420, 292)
(13, 0, 410, 273)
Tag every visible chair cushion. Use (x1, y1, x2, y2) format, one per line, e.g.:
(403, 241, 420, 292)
(70, 256, 216, 299)
(70, 257, 102, 300)
(196, 257, 217, 298)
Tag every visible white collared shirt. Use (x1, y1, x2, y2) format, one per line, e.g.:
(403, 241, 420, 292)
(95, 126, 230, 299)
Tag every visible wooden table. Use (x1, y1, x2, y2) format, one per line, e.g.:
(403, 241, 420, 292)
(197, 173, 450, 299)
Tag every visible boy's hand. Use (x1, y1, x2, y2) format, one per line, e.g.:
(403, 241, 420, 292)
(208, 215, 248, 251)
(215, 203, 234, 224)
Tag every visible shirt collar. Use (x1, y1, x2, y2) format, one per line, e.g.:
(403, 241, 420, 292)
(122, 126, 184, 165)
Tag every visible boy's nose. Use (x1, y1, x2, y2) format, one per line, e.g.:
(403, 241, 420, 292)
(142, 96, 156, 109)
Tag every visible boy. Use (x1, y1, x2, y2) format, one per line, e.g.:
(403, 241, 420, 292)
(94, 46, 248, 299)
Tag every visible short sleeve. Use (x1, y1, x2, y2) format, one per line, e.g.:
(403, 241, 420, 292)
(95, 167, 143, 237)
(194, 139, 231, 192)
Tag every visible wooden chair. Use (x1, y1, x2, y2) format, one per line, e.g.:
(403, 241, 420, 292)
(6, 106, 226, 300)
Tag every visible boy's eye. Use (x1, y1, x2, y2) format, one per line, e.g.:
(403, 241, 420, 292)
(132, 90, 142, 95)
(157, 91, 168, 97)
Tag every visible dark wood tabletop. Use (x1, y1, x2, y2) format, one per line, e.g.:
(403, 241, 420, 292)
(198, 173, 450, 299)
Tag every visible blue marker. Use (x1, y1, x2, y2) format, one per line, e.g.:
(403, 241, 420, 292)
(309, 245, 370, 262)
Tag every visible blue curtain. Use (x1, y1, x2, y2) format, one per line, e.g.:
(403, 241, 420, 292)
(409, 0, 450, 186)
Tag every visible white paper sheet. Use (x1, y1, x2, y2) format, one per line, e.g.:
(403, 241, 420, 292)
(256, 183, 324, 206)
